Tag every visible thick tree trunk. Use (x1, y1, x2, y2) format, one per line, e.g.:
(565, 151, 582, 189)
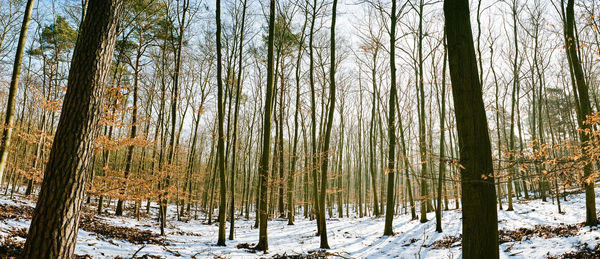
(23, 1, 123, 257)
(444, 0, 499, 258)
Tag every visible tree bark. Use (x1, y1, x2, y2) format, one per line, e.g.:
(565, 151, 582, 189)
(417, 0, 428, 223)
(317, 0, 337, 249)
(23, 1, 123, 257)
(254, 0, 276, 251)
(444, 0, 499, 258)
(384, 0, 398, 236)
(215, 0, 227, 246)
(435, 34, 447, 233)
(229, 0, 248, 240)
(562, 0, 598, 227)
(288, 15, 307, 225)
(0, 0, 35, 184)
(308, 0, 323, 235)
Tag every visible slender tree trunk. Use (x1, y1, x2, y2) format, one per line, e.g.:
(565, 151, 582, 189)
(435, 35, 447, 233)
(337, 106, 344, 219)
(369, 53, 380, 218)
(384, 0, 398, 236)
(506, 0, 520, 211)
(277, 64, 285, 218)
(417, 0, 428, 223)
(308, 0, 322, 235)
(396, 98, 416, 220)
(254, 0, 276, 251)
(288, 17, 307, 225)
(358, 73, 364, 218)
(228, 0, 248, 240)
(317, 0, 337, 249)
(215, 0, 228, 246)
(562, 0, 598, 227)
(0, 0, 35, 184)
(116, 32, 144, 216)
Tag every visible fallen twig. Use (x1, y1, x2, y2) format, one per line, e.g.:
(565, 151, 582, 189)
(130, 244, 147, 259)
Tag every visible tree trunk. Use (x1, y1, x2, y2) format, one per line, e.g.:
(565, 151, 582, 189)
(116, 28, 144, 216)
(317, 0, 337, 249)
(254, 0, 276, 251)
(506, 0, 520, 211)
(384, 0, 398, 236)
(369, 54, 380, 218)
(417, 0, 428, 223)
(358, 73, 364, 218)
(23, 1, 123, 257)
(444, 0, 499, 258)
(563, 0, 598, 227)
(0, 0, 35, 183)
(228, 0, 248, 240)
(435, 35, 447, 233)
(215, 0, 227, 246)
(288, 17, 307, 225)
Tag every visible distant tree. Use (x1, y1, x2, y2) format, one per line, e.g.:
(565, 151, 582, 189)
(229, 0, 248, 240)
(114, 0, 165, 216)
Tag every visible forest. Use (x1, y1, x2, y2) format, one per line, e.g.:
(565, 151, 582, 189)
(0, 0, 599, 258)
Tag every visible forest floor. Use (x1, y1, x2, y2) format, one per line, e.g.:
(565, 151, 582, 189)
(0, 189, 599, 258)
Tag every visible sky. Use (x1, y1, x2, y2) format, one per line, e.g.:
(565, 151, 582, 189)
(2, 0, 595, 144)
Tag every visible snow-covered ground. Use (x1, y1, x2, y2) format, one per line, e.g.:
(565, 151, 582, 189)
(0, 189, 599, 258)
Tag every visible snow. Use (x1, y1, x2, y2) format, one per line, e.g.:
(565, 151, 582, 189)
(1, 190, 599, 258)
